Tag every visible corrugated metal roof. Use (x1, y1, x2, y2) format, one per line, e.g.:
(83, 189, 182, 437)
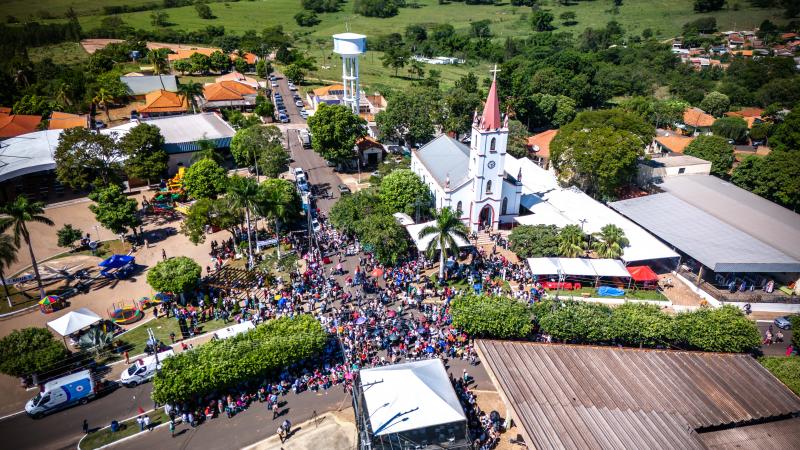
(477, 341, 800, 450)
(413, 134, 470, 188)
(699, 417, 800, 448)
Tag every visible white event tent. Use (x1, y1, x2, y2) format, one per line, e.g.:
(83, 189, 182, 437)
(213, 321, 255, 340)
(47, 308, 102, 337)
(361, 359, 466, 436)
(527, 257, 631, 278)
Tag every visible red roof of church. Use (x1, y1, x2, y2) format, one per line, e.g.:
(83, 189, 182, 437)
(480, 79, 502, 131)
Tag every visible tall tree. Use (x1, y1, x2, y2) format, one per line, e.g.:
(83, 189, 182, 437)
(177, 82, 203, 114)
(684, 135, 735, 177)
(183, 158, 228, 199)
(88, 185, 141, 239)
(699, 91, 730, 118)
(378, 169, 432, 217)
(306, 104, 367, 163)
(376, 87, 441, 146)
(119, 123, 168, 184)
(0, 197, 54, 298)
(229, 125, 283, 169)
(711, 116, 749, 143)
(418, 207, 469, 279)
(0, 234, 19, 307)
(190, 139, 226, 165)
(256, 179, 300, 258)
(558, 224, 586, 258)
(92, 88, 114, 122)
(147, 49, 169, 89)
(54, 128, 122, 189)
(226, 175, 260, 263)
(591, 224, 629, 259)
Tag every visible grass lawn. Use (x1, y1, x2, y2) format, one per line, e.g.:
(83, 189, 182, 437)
(80, 408, 169, 450)
(116, 315, 229, 357)
(759, 356, 800, 396)
(561, 286, 668, 301)
(28, 42, 89, 64)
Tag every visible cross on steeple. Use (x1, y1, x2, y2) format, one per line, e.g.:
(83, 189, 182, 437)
(490, 64, 501, 81)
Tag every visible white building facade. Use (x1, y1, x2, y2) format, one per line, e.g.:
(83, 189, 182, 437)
(411, 79, 522, 231)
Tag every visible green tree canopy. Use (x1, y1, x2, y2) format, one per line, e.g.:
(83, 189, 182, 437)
(506, 119, 530, 159)
(509, 224, 560, 258)
(307, 103, 367, 163)
(329, 189, 385, 235)
(118, 123, 168, 183)
(54, 127, 122, 189)
(770, 106, 800, 152)
(56, 224, 83, 249)
(699, 91, 730, 117)
(712, 116, 749, 143)
(183, 159, 228, 199)
(0, 327, 70, 377)
(672, 305, 760, 353)
(359, 214, 409, 265)
(557, 224, 586, 258)
(146, 256, 202, 294)
(684, 135, 735, 177)
(451, 294, 533, 338)
(376, 87, 441, 146)
(229, 125, 284, 169)
(591, 224, 629, 259)
(418, 207, 470, 279)
(377, 169, 431, 216)
(181, 198, 243, 245)
(609, 303, 674, 347)
(88, 184, 141, 236)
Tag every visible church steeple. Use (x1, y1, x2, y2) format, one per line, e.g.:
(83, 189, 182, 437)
(480, 79, 502, 131)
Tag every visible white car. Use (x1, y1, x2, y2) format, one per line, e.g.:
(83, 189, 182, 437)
(271, 81, 278, 87)
(288, 84, 298, 91)
(295, 100, 304, 107)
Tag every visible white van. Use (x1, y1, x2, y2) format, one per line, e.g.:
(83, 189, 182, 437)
(25, 370, 96, 418)
(120, 350, 175, 387)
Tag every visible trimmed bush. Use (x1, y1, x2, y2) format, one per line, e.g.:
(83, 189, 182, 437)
(671, 305, 761, 353)
(534, 300, 613, 343)
(609, 302, 674, 347)
(450, 294, 532, 339)
(147, 256, 201, 294)
(152, 315, 327, 404)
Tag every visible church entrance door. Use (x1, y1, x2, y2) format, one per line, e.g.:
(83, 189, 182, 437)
(478, 205, 493, 231)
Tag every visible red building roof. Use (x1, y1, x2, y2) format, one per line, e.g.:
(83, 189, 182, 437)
(480, 79, 502, 131)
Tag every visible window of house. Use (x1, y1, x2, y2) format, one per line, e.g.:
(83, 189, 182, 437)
(501, 197, 508, 215)
(678, 168, 686, 174)
(489, 137, 496, 153)
(486, 180, 492, 194)
(456, 201, 463, 215)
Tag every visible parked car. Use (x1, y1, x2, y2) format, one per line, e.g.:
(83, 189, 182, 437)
(279, 114, 289, 123)
(299, 110, 308, 119)
(120, 350, 175, 387)
(295, 100, 304, 107)
(337, 184, 351, 195)
(25, 370, 97, 418)
(774, 316, 792, 330)
(289, 84, 298, 91)
(271, 81, 278, 87)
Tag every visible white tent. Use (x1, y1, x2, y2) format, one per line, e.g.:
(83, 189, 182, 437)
(361, 359, 466, 436)
(392, 212, 415, 226)
(213, 321, 255, 340)
(526, 258, 631, 278)
(47, 308, 102, 337)
(405, 221, 471, 252)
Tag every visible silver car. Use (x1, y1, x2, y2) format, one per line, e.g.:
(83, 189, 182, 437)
(774, 316, 792, 330)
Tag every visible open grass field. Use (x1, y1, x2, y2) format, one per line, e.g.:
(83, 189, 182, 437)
(12, 0, 786, 42)
(28, 42, 90, 64)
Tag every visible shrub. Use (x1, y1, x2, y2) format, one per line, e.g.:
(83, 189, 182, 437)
(152, 315, 327, 403)
(535, 300, 614, 343)
(450, 294, 533, 339)
(0, 328, 70, 377)
(609, 302, 673, 347)
(147, 256, 202, 294)
(671, 305, 760, 353)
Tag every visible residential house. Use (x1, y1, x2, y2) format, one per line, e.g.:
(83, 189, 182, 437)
(727, 32, 745, 49)
(214, 72, 260, 89)
(166, 47, 220, 63)
(681, 107, 715, 135)
(47, 112, 88, 130)
(138, 90, 188, 118)
(731, 49, 754, 58)
(200, 81, 258, 111)
(229, 52, 258, 67)
(654, 131, 696, 154)
(0, 112, 42, 140)
(120, 75, 179, 100)
(526, 129, 557, 169)
(355, 136, 385, 166)
(725, 107, 764, 129)
(637, 154, 711, 187)
(305, 84, 386, 120)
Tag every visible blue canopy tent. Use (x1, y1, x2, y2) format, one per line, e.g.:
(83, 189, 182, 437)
(99, 254, 135, 279)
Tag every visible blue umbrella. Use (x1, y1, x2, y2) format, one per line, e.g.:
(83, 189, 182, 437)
(356, 317, 367, 325)
(425, 346, 435, 354)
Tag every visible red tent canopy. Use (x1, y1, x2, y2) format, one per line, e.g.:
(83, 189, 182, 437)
(627, 266, 659, 282)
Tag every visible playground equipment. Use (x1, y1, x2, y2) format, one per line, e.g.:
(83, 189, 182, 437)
(167, 167, 185, 191)
(107, 301, 143, 325)
(136, 296, 165, 310)
(98, 254, 135, 279)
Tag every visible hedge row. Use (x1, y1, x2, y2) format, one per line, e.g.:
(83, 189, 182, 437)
(450, 294, 761, 353)
(152, 315, 327, 404)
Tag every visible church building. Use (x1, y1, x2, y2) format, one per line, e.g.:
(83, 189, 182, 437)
(410, 78, 522, 231)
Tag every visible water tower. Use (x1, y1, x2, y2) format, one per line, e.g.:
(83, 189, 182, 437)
(332, 33, 366, 115)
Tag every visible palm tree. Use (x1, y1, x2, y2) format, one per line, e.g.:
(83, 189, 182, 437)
(0, 234, 19, 308)
(190, 139, 226, 165)
(418, 207, 469, 280)
(255, 183, 292, 259)
(0, 196, 55, 298)
(178, 82, 203, 114)
(92, 88, 114, 122)
(558, 224, 587, 258)
(591, 224, 630, 259)
(227, 176, 260, 264)
(147, 49, 169, 89)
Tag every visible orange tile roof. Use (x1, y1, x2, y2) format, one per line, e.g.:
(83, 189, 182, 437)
(215, 72, 259, 87)
(230, 52, 258, 65)
(655, 134, 695, 154)
(356, 136, 384, 152)
(139, 90, 188, 114)
(167, 48, 221, 62)
(0, 106, 11, 116)
(0, 114, 42, 138)
(526, 129, 558, 158)
(312, 84, 344, 96)
(683, 107, 715, 128)
(48, 112, 88, 130)
(732, 49, 753, 57)
(203, 81, 258, 102)
(726, 107, 764, 118)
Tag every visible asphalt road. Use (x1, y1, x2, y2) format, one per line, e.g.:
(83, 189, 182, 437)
(0, 382, 155, 450)
(271, 72, 306, 125)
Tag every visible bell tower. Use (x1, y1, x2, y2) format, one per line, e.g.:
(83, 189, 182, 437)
(468, 66, 508, 230)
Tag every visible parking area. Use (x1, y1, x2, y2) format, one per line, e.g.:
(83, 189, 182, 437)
(270, 72, 307, 124)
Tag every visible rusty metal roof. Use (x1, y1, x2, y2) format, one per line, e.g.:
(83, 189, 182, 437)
(698, 417, 800, 448)
(476, 341, 800, 450)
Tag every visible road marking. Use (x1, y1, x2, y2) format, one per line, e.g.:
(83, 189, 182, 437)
(756, 320, 776, 323)
(0, 410, 24, 421)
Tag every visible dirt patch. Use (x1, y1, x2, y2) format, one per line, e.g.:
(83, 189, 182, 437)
(80, 39, 222, 55)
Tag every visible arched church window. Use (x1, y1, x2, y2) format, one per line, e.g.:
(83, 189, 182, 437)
(456, 201, 463, 215)
(486, 180, 493, 194)
(490, 137, 497, 153)
(501, 197, 508, 215)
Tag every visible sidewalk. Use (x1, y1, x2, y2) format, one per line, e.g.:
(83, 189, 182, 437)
(243, 408, 356, 450)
